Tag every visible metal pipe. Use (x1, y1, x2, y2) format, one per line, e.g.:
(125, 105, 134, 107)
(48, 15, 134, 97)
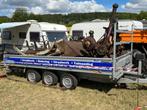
(130, 24, 134, 66)
(112, 23, 117, 79)
(136, 60, 142, 107)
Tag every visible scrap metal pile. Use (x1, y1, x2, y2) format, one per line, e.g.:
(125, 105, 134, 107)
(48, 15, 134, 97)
(11, 4, 126, 58)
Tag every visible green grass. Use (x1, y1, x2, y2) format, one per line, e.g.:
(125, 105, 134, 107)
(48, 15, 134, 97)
(0, 76, 147, 110)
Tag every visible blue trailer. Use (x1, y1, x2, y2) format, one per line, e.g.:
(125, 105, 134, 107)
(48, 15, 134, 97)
(3, 24, 147, 89)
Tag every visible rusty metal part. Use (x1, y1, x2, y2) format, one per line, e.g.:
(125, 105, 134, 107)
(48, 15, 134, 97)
(95, 4, 119, 57)
(49, 40, 88, 57)
(0, 75, 6, 79)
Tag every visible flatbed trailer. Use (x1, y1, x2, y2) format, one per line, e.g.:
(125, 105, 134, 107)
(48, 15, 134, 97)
(3, 23, 147, 89)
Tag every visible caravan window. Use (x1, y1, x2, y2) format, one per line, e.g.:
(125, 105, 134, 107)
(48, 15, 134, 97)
(19, 32, 26, 39)
(30, 32, 40, 42)
(2, 31, 11, 40)
(72, 31, 83, 40)
(46, 32, 67, 42)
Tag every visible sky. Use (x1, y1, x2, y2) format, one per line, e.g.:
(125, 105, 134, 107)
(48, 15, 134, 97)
(0, 0, 147, 17)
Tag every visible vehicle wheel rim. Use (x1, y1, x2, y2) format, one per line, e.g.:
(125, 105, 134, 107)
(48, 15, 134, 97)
(44, 75, 53, 85)
(62, 78, 72, 88)
(28, 72, 36, 82)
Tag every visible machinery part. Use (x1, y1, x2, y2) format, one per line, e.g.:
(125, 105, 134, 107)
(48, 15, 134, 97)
(96, 45, 108, 56)
(89, 30, 94, 37)
(0, 75, 6, 79)
(134, 51, 145, 61)
(42, 71, 58, 86)
(13, 45, 26, 55)
(26, 40, 31, 50)
(60, 74, 78, 89)
(96, 4, 119, 56)
(133, 50, 147, 76)
(142, 60, 147, 76)
(26, 69, 41, 83)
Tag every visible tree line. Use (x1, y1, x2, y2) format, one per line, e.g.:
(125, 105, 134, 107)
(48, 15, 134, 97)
(0, 8, 147, 26)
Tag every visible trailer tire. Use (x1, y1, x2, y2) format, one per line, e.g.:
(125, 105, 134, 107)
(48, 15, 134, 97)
(42, 71, 58, 86)
(60, 74, 78, 89)
(26, 69, 41, 83)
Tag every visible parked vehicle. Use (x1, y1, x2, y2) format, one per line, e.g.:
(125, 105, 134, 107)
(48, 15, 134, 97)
(0, 20, 67, 56)
(71, 20, 143, 41)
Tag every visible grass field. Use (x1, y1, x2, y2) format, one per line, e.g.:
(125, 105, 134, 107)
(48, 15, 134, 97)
(0, 75, 147, 110)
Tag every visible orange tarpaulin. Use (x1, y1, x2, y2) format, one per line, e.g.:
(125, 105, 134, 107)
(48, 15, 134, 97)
(119, 30, 147, 43)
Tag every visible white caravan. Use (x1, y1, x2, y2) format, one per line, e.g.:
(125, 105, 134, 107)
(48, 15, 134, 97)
(0, 20, 67, 52)
(71, 20, 143, 41)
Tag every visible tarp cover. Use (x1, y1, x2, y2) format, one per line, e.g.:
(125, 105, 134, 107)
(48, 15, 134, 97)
(0, 22, 30, 29)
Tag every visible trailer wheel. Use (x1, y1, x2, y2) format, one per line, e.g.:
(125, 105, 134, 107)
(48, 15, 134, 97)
(60, 74, 78, 89)
(26, 69, 41, 83)
(42, 71, 58, 86)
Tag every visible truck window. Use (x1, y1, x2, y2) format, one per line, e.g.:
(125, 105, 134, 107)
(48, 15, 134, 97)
(30, 32, 40, 42)
(72, 31, 83, 40)
(46, 32, 67, 42)
(19, 32, 26, 39)
(2, 31, 11, 40)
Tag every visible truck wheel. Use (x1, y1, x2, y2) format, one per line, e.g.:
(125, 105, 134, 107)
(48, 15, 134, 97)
(60, 74, 78, 89)
(42, 71, 58, 86)
(26, 69, 41, 83)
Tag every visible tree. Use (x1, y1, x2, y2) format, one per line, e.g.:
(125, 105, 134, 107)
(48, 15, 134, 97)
(0, 16, 10, 23)
(137, 11, 147, 20)
(11, 8, 29, 22)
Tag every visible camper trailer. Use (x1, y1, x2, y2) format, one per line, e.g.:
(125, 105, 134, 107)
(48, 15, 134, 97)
(71, 20, 143, 41)
(0, 20, 67, 55)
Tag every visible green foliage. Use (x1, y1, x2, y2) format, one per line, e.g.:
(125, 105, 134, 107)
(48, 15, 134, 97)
(117, 12, 138, 20)
(1, 9, 147, 25)
(137, 11, 147, 20)
(0, 16, 10, 23)
(11, 8, 30, 22)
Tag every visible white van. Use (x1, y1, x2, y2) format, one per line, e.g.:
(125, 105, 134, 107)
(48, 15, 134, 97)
(71, 20, 143, 41)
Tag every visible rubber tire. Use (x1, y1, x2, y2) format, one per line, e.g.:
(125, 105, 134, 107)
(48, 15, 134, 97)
(60, 74, 78, 90)
(42, 71, 58, 86)
(26, 69, 41, 83)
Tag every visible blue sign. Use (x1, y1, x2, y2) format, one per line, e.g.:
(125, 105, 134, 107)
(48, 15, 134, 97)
(4, 57, 113, 72)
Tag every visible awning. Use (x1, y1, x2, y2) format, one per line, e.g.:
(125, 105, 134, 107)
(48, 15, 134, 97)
(0, 22, 30, 29)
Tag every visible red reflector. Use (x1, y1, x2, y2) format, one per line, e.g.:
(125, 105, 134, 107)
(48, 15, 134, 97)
(134, 106, 142, 110)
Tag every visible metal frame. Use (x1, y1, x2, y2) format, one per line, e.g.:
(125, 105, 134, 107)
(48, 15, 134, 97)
(112, 23, 134, 80)
(4, 23, 139, 83)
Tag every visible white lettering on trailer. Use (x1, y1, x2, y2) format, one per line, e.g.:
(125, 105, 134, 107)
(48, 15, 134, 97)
(22, 59, 35, 62)
(74, 62, 93, 66)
